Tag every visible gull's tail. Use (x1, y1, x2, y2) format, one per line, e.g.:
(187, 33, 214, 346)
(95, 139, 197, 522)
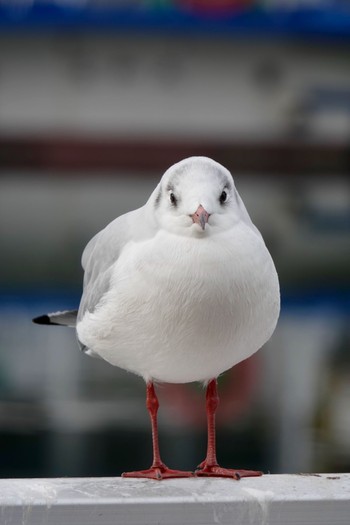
(32, 310, 78, 328)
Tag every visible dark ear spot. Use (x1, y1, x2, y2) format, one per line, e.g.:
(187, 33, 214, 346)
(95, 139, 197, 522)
(224, 179, 233, 192)
(154, 187, 162, 207)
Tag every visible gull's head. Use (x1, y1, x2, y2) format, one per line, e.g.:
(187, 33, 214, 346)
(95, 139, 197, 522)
(152, 156, 247, 237)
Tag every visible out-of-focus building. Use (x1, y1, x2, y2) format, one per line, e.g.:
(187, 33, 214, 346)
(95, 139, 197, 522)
(0, 1, 349, 477)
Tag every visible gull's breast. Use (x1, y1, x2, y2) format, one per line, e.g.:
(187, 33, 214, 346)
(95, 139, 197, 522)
(77, 228, 280, 383)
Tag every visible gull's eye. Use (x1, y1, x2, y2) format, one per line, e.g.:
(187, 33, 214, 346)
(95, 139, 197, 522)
(219, 190, 227, 204)
(169, 192, 177, 205)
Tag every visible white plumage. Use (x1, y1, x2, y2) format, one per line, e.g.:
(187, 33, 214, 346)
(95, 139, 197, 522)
(34, 156, 280, 479)
(76, 156, 280, 384)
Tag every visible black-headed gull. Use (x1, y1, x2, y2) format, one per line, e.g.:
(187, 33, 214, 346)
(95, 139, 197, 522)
(34, 156, 280, 480)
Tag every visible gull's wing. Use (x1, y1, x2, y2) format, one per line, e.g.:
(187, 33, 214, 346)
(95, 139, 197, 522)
(235, 189, 263, 240)
(78, 204, 156, 322)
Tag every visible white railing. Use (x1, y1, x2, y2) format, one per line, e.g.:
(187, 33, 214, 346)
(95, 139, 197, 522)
(1, 474, 349, 525)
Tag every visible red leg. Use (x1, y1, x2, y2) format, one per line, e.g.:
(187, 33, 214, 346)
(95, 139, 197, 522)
(195, 379, 263, 480)
(122, 382, 193, 480)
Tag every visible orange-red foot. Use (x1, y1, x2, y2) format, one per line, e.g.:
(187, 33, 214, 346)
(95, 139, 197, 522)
(195, 462, 263, 480)
(122, 464, 194, 480)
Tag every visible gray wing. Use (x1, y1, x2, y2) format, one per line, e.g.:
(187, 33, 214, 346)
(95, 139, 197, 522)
(235, 189, 263, 240)
(77, 203, 156, 323)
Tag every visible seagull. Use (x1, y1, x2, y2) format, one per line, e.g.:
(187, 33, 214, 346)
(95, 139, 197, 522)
(33, 156, 280, 480)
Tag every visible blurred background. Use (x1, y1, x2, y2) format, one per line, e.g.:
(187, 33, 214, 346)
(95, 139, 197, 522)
(0, 0, 350, 479)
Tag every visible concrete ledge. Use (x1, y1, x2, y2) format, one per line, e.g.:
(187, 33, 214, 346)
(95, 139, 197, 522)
(0, 474, 349, 525)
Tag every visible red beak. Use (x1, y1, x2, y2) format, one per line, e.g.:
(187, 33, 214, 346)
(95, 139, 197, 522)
(191, 205, 210, 230)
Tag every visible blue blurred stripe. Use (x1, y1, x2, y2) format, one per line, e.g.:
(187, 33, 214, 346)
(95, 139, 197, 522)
(0, 4, 350, 38)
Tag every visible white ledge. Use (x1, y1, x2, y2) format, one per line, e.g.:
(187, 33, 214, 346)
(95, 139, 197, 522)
(0, 474, 349, 525)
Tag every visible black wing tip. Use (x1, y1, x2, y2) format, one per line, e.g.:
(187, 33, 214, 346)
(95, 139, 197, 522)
(32, 315, 58, 325)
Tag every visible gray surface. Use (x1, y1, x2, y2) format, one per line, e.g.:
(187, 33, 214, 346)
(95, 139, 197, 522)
(0, 474, 349, 525)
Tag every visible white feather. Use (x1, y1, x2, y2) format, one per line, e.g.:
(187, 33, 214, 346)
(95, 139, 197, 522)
(76, 157, 280, 384)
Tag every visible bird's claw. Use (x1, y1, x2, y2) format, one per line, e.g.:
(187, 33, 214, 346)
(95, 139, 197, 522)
(122, 464, 194, 480)
(195, 463, 263, 480)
